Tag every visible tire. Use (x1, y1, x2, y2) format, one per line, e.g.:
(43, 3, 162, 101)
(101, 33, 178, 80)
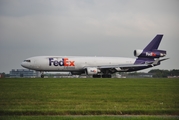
(41, 74, 44, 78)
(93, 75, 101, 78)
(102, 74, 112, 78)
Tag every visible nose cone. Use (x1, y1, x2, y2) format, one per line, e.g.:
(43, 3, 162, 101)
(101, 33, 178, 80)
(21, 62, 25, 67)
(21, 61, 27, 68)
(21, 59, 31, 69)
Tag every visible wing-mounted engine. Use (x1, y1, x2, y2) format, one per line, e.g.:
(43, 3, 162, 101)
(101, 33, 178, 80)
(86, 67, 100, 75)
(134, 49, 166, 58)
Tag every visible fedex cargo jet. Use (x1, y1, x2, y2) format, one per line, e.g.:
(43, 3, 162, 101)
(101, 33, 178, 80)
(21, 35, 169, 78)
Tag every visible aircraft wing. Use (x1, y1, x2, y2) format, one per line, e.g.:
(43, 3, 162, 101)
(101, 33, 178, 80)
(83, 63, 150, 72)
(98, 58, 169, 69)
(84, 58, 169, 72)
(83, 63, 150, 73)
(97, 64, 149, 69)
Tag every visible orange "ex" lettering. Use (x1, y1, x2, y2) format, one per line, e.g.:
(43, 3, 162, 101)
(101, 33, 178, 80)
(64, 58, 75, 66)
(69, 61, 75, 66)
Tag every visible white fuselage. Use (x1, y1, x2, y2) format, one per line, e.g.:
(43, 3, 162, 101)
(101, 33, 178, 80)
(21, 56, 136, 72)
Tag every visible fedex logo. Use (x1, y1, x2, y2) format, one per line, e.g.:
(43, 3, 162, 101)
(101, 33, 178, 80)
(49, 58, 75, 66)
(146, 52, 156, 57)
(90, 70, 97, 73)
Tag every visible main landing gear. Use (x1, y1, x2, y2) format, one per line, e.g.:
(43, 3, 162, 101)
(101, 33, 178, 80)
(92, 74, 112, 78)
(102, 74, 112, 78)
(93, 75, 101, 78)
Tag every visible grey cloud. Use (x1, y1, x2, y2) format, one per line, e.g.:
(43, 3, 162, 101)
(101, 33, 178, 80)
(0, 0, 179, 73)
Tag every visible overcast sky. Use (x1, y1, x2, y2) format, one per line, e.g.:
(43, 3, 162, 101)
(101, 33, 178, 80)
(0, 0, 179, 73)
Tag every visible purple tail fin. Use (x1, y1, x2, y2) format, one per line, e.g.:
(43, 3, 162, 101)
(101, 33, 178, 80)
(144, 35, 163, 51)
(135, 34, 165, 65)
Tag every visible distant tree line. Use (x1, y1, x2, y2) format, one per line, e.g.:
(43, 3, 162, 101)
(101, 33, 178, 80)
(148, 69, 179, 78)
(125, 69, 179, 78)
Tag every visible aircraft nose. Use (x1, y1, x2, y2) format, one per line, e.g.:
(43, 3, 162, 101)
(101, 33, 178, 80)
(21, 60, 30, 68)
(21, 59, 32, 69)
(21, 61, 26, 67)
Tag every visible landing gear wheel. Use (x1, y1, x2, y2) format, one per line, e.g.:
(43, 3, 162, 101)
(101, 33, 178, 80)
(41, 74, 44, 78)
(93, 75, 101, 78)
(40, 71, 45, 78)
(102, 74, 112, 78)
(108, 75, 112, 78)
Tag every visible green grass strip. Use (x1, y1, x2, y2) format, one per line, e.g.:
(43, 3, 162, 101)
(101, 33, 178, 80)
(0, 78, 179, 115)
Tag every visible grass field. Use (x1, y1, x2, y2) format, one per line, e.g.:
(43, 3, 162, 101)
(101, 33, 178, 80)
(0, 115, 179, 120)
(0, 78, 179, 119)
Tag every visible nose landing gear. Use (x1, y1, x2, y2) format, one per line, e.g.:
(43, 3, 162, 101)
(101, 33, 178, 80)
(40, 72, 44, 78)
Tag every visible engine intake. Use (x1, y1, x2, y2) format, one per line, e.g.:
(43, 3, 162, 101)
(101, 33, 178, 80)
(134, 49, 166, 58)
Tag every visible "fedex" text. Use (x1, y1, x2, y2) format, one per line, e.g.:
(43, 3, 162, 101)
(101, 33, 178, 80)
(146, 52, 156, 57)
(49, 58, 75, 66)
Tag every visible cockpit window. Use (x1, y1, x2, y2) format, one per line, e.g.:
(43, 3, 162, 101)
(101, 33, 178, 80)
(24, 60, 31, 62)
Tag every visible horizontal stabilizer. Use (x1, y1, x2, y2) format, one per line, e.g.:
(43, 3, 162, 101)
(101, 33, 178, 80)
(150, 58, 169, 66)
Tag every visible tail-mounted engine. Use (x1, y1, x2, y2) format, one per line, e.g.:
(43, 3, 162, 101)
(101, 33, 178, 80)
(134, 49, 166, 58)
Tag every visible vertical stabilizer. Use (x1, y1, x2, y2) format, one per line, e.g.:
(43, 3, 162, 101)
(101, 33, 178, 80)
(144, 35, 163, 51)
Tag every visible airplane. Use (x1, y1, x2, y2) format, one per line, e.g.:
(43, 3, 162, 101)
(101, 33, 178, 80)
(21, 34, 169, 78)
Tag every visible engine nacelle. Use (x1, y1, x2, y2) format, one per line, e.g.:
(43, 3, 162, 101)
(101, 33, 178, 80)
(86, 67, 100, 75)
(134, 49, 166, 58)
